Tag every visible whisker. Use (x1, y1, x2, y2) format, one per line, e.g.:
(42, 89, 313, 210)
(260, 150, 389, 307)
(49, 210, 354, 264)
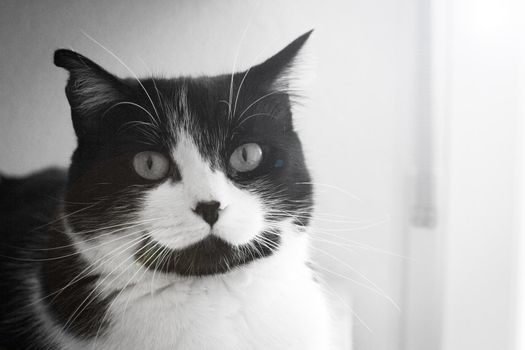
(7, 218, 161, 252)
(0, 224, 148, 262)
(91, 239, 164, 349)
(310, 234, 411, 260)
(103, 102, 159, 131)
(295, 181, 362, 201)
(43, 233, 150, 348)
(310, 248, 400, 311)
(81, 31, 162, 127)
(150, 245, 170, 296)
(25, 232, 149, 314)
(316, 273, 373, 333)
(234, 113, 274, 129)
(232, 40, 272, 117)
(237, 90, 283, 120)
(138, 57, 164, 107)
(30, 201, 101, 232)
(58, 233, 154, 336)
(227, 1, 259, 120)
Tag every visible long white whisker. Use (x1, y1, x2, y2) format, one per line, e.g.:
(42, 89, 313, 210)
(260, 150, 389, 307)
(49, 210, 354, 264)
(237, 90, 282, 120)
(295, 181, 362, 200)
(227, 1, 260, 119)
(320, 278, 373, 333)
(150, 245, 170, 296)
(47, 233, 150, 346)
(311, 247, 400, 311)
(311, 234, 411, 260)
(104, 101, 159, 130)
(59, 233, 154, 335)
(31, 202, 100, 231)
(81, 31, 161, 126)
(46, 232, 147, 305)
(232, 40, 272, 117)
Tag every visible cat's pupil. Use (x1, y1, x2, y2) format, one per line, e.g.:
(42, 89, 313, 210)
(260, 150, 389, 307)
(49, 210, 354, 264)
(147, 156, 153, 170)
(242, 147, 248, 162)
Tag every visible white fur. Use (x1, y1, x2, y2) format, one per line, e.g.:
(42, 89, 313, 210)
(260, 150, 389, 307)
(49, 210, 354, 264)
(45, 224, 332, 350)
(39, 130, 333, 349)
(144, 132, 265, 248)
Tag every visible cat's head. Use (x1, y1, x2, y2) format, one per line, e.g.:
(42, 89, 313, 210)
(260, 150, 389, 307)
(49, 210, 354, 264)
(55, 31, 313, 276)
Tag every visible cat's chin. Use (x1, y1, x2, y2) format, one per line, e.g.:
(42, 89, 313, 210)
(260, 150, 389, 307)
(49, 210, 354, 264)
(136, 230, 280, 276)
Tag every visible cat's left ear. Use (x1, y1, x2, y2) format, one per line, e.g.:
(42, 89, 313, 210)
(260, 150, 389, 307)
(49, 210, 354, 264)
(54, 49, 129, 138)
(250, 30, 314, 92)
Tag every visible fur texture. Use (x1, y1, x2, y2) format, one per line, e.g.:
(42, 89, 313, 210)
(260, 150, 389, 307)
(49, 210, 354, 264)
(0, 31, 333, 349)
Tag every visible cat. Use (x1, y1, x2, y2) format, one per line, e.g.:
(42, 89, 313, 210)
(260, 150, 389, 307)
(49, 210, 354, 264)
(0, 30, 333, 350)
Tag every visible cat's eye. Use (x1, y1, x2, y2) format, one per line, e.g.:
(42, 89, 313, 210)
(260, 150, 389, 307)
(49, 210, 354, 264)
(230, 143, 263, 172)
(133, 151, 170, 181)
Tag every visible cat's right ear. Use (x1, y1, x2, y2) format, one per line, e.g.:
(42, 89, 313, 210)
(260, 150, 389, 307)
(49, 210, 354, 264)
(54, 49, 128, 138)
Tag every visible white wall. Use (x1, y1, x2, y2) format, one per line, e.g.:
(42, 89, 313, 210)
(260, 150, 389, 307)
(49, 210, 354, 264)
(0, 1, 420, 349)
(516, 4, 525, 347)
(516, 21, 525, 349)
(429, 0, 522, 349)
(403, 0, 525, 349)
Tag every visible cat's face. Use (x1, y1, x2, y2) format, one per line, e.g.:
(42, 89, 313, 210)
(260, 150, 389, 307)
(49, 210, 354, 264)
(56, 32, 313, 276)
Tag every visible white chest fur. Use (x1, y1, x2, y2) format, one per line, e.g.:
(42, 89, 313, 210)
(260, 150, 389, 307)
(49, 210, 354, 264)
(53, 233, 333, 350)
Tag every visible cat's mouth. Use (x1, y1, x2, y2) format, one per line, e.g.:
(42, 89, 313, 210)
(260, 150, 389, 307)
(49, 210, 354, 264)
(134, 230, 280, 276)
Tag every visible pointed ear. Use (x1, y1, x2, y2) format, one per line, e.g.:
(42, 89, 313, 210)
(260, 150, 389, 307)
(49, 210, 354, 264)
(250, 30, 313, 91)
(54, 49, 128, 138)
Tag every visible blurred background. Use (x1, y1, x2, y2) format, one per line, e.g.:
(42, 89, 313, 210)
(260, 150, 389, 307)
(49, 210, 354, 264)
(0, 0, 524, 349)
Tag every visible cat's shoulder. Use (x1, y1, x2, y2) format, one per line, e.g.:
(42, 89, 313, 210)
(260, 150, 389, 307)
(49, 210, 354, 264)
(0, 168, 66, 215)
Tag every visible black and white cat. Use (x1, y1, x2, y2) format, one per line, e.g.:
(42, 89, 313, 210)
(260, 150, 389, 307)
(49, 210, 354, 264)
(0, 31, 332, 349)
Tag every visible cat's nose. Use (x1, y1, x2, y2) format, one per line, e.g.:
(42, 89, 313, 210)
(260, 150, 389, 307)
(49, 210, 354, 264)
(193, 201, 221, 226)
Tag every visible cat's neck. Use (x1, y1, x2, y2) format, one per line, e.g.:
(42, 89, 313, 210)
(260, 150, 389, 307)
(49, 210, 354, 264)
(36, 219, 318, 348)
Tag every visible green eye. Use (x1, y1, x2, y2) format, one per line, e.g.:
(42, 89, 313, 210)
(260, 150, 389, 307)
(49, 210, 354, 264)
(230, 143, 263, 172)
(133, 151, 169, 180)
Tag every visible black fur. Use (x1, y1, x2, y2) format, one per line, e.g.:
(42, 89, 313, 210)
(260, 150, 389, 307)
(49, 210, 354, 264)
(40, 227, 111, 340)
(0, 169, 66, 349)
(0, 31, 314, 346)
(56, 30, 313, 276)
(0, 169, 109, 348)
